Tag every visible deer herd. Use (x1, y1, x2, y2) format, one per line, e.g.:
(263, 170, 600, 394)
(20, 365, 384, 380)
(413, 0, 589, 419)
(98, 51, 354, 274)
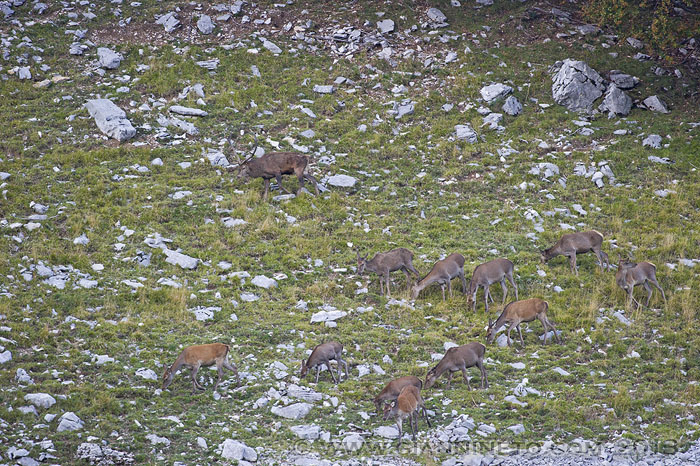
(163, 143, 670, 447)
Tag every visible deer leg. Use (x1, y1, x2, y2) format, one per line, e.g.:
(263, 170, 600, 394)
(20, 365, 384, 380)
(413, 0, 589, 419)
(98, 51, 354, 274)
(484, 285, 490, 314)
(402, 268, 412, 290)
(296, 172, 305, 195)
(548, 318, 561, 343)
(275, 173, 291, 194)
(446, 371, 453, 390)
(396, 418, 403, 447)
(569, 254, 578, 276)
(385, 271, 392, 298)
(650, 278, 666, 303)
(507, 272, 518, 300)
(595, 249, 604, 271)
(643, 281, 653, 307)
(304, 173, 320, 195)
(477, 359, 489, 388)
(327, 361, 338, 384)
(214, 362, 224, 391)
(628, 288, 640, 309)
(500, 278, 508, 305)
(517, 324, 525, 347)
(223, 361, 241, 387)
(441, 284, 446, 302)
(191, 364, 203, 393)
(342, 358, 349, 380)
(472, 290, 478, 313)
(423, 405, 432, 427)
(263, 179, 271, 200)
(410, 412, 417, 441)
(461, 367, 472, 390)
(448, 278, 453, 298)
(507, 324, 514, 347)
(408, 263, 421, 280)
(379, 275, 384, 296)
(315, 365, 320, 384)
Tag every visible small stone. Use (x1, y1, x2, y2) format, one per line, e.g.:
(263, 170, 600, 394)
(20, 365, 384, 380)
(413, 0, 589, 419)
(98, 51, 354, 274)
(24, 393, 56, 409)
(169, 105, 208, 117)
(374, 425, 400, 439)
(163, 249, 198, 270)
(313, 85, 334, 94)
(262, 39, 282, 54)
(342, 434, 363, 452)
(377, 19, 395, 34)
(291, 425, 321, 440)
(454, 124, 477, 143)
(197, 15, 215, 34)
(552, 367, 571, 376)
(84, 99, 136, 142)
(327, 174, 357, 187)
(271, 403, 312, 420)
(135, 368, 158, 381)
(57, 412, 84, 432)
(643, 95, 669, 113)
(480, 83, 512, 102)
(251, 275, 277, 289)
(220, 439, 257, 462)
(73, 233, 89, 246)
(642, 134, 662, 149)
(156, 12, 181, 33)
(502, 95, 522, 115)
(599, 84, 632, 117)
(97, 47, 122, 69)
(145, 434, 170, 446)
(507, 424, 526, 434)
(626, 37, 644, 49)
(427, 7, 448, 24)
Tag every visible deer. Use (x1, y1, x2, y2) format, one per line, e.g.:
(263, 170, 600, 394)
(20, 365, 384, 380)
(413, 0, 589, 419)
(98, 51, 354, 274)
(299, 341, 349, 384)
(410, 253, 467, 301)
(382, 385, 431, 446)
(466, 258, 518, 314)
(373, 375, 423, 413)
(229, 133, 320, 200)
(424, 342, 488, 390)
(615, 259, 666, 309)
(356, 248, 421, 297)
(541, 230, 608, 276)
(161, 343, 240, 393)
(486, 298, 561, 347)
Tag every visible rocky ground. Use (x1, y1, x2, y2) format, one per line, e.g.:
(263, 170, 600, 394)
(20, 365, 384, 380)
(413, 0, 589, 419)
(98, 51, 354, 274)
(1, 0, 699, 465)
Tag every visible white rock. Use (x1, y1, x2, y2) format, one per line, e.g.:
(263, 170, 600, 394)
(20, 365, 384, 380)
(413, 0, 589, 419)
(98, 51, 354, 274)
(93, 354, 114, 366)
(551, 59, 605, 111)
(145, 434, 170, 446)
(374, 425, 400, 439)
(454, 124, 477, 142)
(291, 425, 321, 440)
(480, 83, 512, 102)
(24, 393, 56, 409)
(552, 367, 571, 376)
(507, 424, 526, 434)
(642, 134, 662, 149)
(251, 275, 277, 289)
(327, 174, 357, 187)
(313, 85, 334, 94)
(342, 434, 363, 452)
(57, 412, 84, 432)
(271, 402, 312, 419)
(170, 105, 208, 117)
(310, 310, 347, 323)
(156, 12, 181, 33)
(0, 350, 13, 364)
(135, 368, 158, 381)
(427, 7, 448, 24)
(97, 47, 122, 69)
(197, 437, 208, 449)
(73, 233, 89, 245)
(240, 292, 259, 302)
(220, 439, 257, 462)
(509, 362, 526, 370)
(84, 99, 136, 142)
(504, 395, 528, 407)
(262, 39, 282, 54)
(15, 368, 34, 384)
(643, 95, 669, 113)
(502, 95, 522, 115)
(613, 311, 632, 326)
(163, 249, 198, 270)
(197, 15, 215, 34)
(377, 19, 395, 34)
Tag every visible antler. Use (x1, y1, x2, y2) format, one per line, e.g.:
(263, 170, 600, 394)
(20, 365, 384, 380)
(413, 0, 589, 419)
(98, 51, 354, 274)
(228, 130, 259, 169)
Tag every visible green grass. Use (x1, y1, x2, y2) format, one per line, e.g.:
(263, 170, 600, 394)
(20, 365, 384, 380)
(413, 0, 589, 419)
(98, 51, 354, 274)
(1, 0, 700, 464)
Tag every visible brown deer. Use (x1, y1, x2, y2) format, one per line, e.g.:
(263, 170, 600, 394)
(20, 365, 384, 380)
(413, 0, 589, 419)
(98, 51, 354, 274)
(616, 259, 666, 308)
(357, 248, 420, 297)
(424, 342, 488, 390)
(486, 298, 561, 347)
(162, 343, 240, 393)
(466, 258, 518, 314)
(541, 230, 608, 275)
(373, 375, 423, 413)
(382, 385, 431, 446)
(300, 341, 349, 384)
(410, 253, 467, 301)
(230, 134, 319, 199)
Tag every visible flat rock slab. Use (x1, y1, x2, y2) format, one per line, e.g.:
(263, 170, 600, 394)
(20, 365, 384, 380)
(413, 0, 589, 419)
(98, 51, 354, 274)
(313, 85, 334, 94)
(599, 84, 632, 116)
(291, 425, 321, 440)
(374, 425, 400, 439)
(57, 412, 84, 432)
(427, 7, 448, 23)
(24, 393, 56, 409)
(84, 99, 136, 142)
(251, 275, 277, 289)
(156, 12, 181, 33)
(169, 105, 208, 117)
(327, 174, 357, 187)
(271, 402, 312, 420)
(480, 83, 512, 102)
(262, 39, 282, 54)
(377, 19, 395, 33)
(197, 14, 215, 34)
(163, 249, 198, 269)
(643, 95, 669, 113)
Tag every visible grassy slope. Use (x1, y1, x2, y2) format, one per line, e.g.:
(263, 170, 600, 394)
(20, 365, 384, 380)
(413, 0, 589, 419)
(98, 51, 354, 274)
(1, 0, 699, 464)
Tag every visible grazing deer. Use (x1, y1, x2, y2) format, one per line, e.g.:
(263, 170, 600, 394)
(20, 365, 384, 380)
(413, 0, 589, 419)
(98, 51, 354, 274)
(162, 343, 240, 393)
(382, 385, 431, 446)
(373, 375, 423, 413)
(410, 253, 467, 301)
(300, 341, 349, 384)
(230, 133, 319, 199)
(541, 230, 608, 275)
(424, 342, 488, 390)
(466, 258, 518, 314)
(486, 298, 561, 347)
(357, 248, 420, 297)
(616, 259, 666, 309)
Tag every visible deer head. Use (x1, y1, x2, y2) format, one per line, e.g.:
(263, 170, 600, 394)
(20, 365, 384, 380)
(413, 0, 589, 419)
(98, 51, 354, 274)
(299, 360, 308, 379)
(485, 318, 495, 344)
(229, 131, 258, 178)
(356, 251, 368, 274)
